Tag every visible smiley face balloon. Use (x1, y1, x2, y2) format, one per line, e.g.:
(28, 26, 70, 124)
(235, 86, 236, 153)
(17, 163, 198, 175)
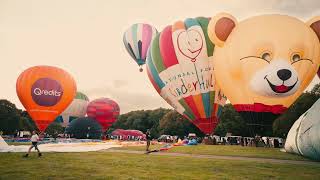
(146, 17, 227, 135)
(16, 66, 77, 132)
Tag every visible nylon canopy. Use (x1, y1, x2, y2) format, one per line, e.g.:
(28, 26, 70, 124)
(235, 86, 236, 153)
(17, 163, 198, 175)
(285, 98, 320, 161)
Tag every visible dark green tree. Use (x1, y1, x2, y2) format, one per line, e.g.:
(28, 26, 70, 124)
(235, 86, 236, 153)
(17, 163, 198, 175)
(310, 83, 320, 95)
(111, 108, 171, 138)
(45, 122, 64, 137)
(273, 88, 320, 137)
(159, 110, 204, 138)
(215, 104, 249, 137)
(0, 100, 21, 134)
(19, 110, 37, 131)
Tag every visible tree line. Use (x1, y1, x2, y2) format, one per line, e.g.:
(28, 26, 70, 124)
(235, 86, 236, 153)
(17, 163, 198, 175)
(1, 83, 319, 138)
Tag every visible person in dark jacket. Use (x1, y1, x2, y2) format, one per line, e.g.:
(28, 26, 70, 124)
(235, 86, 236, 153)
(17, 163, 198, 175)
(145, 129, 151, 152)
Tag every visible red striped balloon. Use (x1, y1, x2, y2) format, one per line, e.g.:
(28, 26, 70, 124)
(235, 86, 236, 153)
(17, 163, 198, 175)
(86, 98, 120, 132)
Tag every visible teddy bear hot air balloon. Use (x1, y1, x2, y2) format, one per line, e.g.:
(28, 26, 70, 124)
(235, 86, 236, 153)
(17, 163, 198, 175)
(16, 66, 77, 132)
(87, 98, 120, 133)
(207, 13, 320, 135)
(146, 17, 227, 135)
(123, 23, 158, 72)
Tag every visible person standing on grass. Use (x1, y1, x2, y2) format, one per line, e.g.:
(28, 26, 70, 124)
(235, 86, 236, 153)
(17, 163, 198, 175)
(23, 131, 42, 157)
(145, 129, 151, 152)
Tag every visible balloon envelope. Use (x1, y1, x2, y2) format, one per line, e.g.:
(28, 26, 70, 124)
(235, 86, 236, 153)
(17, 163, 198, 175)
(146, 17, 227, 134)
(207, 14, 320, 135)
(56, 92, 89, 127)
(16, 66, 77, 132)
(86, 98, 120, 132)
(123, 23, 158, 71)
(285, 98, 320, 161)
(65, 117, 102, 139)
(111, 129, 145, 140)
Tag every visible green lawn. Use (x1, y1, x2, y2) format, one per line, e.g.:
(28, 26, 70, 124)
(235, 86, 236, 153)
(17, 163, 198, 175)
(114, 144, 309, 161)
(0, 152, 319, 180)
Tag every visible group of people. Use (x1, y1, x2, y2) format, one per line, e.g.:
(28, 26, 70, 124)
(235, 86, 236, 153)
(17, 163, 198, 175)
(224, 136, 282, 148)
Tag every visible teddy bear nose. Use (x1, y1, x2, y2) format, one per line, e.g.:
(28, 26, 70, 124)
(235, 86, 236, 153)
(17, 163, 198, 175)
(277, 69, 292, 81)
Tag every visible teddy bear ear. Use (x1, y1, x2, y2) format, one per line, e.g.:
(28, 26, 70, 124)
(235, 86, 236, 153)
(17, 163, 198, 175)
(208, 13, 237, 47)
(307, 16, 320, 41)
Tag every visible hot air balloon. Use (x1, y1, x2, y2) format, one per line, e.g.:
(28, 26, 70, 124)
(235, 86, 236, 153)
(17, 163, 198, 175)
(16, 66, 77, 132)
(123, 23, 158, 72)
(207, 13, 320, 135)
(146, 17, 227, 135)
(285, 98, 320, 161)
(65, 117, 102, 139)
(55, 92, 89, 127)
(86, 98, 120, 132)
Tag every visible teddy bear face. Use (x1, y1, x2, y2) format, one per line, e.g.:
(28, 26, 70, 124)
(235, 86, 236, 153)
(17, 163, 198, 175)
(211, 14, 320, 107)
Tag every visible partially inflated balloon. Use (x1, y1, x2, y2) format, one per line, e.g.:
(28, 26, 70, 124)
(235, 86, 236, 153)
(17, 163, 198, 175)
(285, 98, 320, 161)
(123, 23, 157, 72)
(146, 17, 227, 135)
(16, 66, 77, 132)
(56, 92, 89, 127)
(207, 13, 320, 135)
(86, 98, 120, 132)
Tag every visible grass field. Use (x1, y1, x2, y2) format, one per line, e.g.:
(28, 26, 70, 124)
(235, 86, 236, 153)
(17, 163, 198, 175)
(114, 144, 308, 161)
(0, 152, 319, 180)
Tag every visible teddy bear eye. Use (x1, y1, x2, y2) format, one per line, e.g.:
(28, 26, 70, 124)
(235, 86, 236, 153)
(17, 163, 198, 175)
(261, 52, 271, 61)
(292, 54, 301, 62)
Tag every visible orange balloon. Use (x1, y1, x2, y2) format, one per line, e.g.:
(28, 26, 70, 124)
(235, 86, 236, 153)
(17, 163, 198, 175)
(16, 66, 77, 132)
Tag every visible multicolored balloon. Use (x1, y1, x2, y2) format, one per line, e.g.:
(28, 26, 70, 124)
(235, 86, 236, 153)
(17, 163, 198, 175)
(207, 13, 320, 135)
(16, 66, 77, 132)
(123, 23, 158, 72)
(146, 17, 227, 135)
(56, 92, 89, 127)
(86, 98, 120, 132)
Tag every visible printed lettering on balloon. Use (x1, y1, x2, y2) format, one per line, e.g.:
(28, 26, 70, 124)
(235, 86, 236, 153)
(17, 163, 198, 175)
(31, 78, 64, 106)
(168, 68, 214, 98)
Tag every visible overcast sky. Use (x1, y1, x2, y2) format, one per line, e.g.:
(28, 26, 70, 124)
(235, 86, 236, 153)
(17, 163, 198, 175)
(0, 0, 319, 113)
